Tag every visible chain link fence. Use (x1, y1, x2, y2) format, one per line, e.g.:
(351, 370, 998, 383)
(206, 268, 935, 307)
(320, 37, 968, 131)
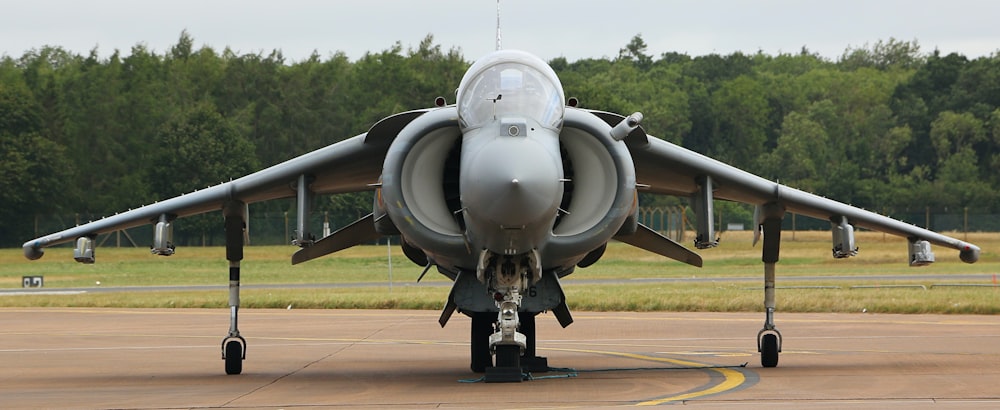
(637, 206, 998, 242)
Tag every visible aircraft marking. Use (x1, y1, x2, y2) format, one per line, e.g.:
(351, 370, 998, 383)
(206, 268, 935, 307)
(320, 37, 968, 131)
(543, 346, 756, 405)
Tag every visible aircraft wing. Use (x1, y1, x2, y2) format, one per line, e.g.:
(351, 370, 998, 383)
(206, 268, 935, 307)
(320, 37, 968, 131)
(21, 109, 430, 259)
(625, 128, 981, 262)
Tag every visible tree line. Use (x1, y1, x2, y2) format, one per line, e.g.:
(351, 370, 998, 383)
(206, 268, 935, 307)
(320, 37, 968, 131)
(2, 33, 998, 246)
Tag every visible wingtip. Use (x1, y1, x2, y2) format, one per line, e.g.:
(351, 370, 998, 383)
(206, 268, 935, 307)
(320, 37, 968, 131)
(23, 243, 44, 260)
(290, 250, 307, 265)
(959, 244, 980, 264)
(691, 255, 704, 268)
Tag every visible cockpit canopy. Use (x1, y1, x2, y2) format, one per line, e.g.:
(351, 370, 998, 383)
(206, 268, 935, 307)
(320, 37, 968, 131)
(457, 50, 565, 131)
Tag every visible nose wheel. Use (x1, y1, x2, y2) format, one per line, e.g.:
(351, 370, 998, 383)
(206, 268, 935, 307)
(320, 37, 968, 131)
(488, 344, 523, 382)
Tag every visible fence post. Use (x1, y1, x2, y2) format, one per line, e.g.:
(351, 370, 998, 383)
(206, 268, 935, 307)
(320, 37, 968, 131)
(791, 213, 796, 241)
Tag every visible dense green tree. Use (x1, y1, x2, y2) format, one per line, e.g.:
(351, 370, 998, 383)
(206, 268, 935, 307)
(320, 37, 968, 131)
(840, 38, 924, 70)
(3, 33, 1000, 246)
(617, 34, 653, 69)
(150, 103, 257, 197)
(929, 111, 986, 164)
(149, 102, 258, 244)
(562, 55, 690, 144)
(948, 55, 1000, 117)
(0, 77, 72, 240)
(932, 147, 993, 208)
(990, 109, 1000, 188)
(890, 51, 969, 171)
(760, 111, 829, 190)
(708, 75, 771, 169)
(277, 52, 353, 154)
(0, 79, 42, 134)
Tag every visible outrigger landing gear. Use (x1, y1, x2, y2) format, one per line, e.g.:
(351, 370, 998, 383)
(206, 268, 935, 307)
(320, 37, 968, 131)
(757, 259, 781, 368)
(757, 204, 784, 368)
(221, 201, 247, 375)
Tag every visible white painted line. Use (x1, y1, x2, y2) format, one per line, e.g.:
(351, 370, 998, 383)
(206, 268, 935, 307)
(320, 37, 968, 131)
(0, 291, 87, 296)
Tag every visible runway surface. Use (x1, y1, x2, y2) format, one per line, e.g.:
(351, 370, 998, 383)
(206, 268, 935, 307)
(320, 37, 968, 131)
(1, 308, 999, 409)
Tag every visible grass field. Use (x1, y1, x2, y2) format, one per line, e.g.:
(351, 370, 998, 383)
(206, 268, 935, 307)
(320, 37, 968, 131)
(2, 231, 998, 313)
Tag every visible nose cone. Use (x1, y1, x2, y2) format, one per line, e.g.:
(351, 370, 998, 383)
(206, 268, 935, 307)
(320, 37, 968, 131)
(463, 137, 561, 228)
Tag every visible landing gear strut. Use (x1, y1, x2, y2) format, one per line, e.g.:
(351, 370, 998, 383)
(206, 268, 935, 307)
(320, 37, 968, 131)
(474, 250, 544, 382)
(485, 291, 527, 383)
(221, 201, 247, 375)
(757, 204, 784, 368)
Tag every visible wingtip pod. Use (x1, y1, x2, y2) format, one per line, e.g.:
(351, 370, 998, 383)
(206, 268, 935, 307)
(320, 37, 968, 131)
(23, 243, 44, 260)
(959, 244, 980, 264)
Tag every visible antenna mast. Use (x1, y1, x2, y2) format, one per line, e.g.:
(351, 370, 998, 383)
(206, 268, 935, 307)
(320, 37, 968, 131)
(495, 0, 502, 50)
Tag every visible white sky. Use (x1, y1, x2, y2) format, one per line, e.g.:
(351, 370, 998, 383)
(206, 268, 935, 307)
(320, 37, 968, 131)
(2, 0, 998, 63)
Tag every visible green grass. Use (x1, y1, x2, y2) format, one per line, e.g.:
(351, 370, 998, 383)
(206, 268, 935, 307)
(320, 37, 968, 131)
(563, 282, 1000, 314)
(2, 231, 998, 313)
(0, 244, 443, 288)
(0, 288, 450, 310)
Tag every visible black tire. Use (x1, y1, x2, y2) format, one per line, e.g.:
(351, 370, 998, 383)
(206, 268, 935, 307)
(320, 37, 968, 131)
(519, 313, 536, 360)
(494, 344, 521, 370)
(760, 333, 779, 368)
(225, 340, 243, 375)
(470, 312, 493, 373)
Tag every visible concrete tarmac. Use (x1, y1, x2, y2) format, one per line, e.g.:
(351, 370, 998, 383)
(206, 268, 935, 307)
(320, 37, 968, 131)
(1, 308, 999, 409)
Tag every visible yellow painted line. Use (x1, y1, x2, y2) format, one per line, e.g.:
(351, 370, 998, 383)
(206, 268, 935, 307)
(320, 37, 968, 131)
(543, 347, 750, 406)
(638, 367, 745, 406)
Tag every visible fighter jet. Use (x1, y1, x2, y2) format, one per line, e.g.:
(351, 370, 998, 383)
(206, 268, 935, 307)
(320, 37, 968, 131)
(21, 47, 981, 382)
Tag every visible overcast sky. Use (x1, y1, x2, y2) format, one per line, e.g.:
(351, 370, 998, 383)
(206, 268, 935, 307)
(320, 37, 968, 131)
(2, 0, 998, 63)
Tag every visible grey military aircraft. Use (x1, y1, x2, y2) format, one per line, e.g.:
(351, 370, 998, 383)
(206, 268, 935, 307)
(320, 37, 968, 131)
(22, 47, 981, 382)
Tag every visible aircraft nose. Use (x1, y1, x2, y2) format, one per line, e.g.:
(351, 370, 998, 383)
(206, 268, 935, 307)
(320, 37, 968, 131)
(463, 137, 561, 228)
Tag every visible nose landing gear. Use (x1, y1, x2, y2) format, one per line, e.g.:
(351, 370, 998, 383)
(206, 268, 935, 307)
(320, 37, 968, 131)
(485, 293, 527, 382)
(476, 250, 541, 382)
